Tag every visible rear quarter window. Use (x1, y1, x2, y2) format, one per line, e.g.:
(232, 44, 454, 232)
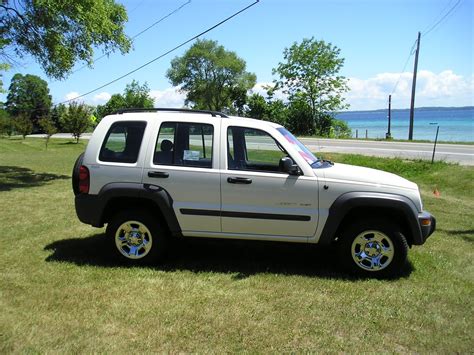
(99, 121, 147, 163)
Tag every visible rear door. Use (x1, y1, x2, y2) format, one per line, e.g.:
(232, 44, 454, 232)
(142, 118, 221, 233)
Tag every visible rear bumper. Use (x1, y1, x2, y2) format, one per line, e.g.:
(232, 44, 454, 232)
(75, 194, 103, 227)
(416, 211, 436, 245)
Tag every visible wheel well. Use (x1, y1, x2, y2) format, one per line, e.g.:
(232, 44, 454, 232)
(333, 207, 414, 246)
(101, 197, 169, 231)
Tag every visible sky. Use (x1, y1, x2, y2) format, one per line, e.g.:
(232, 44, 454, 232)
(1, 0, 473, 111)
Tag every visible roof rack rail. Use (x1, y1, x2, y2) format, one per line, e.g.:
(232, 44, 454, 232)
(115, 107, 229, 118)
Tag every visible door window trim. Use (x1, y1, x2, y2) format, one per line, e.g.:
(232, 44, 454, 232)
(153, 121, 215, 169)
(226, 125, 299, 175)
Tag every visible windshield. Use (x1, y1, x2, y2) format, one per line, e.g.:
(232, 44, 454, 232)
(277, 128, 320, 167)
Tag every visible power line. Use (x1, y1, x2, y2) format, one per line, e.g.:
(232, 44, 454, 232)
(390, 0, 462, 96)
(421, 0, 455, 34)
(422, 0, 461, 38)
(71, 0, 192, 74)
(128, 0, 146, 14)
(390, 39, 417, 95)
(59, 0, 259, 105)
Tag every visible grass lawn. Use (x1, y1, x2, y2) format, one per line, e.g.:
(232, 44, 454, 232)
(0, 137, 473, 352)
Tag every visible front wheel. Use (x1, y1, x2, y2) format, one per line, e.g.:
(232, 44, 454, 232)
(337, 220, 408, 278)
(106, 211, 167, 264)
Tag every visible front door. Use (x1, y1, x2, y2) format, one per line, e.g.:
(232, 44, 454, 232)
(220, 125, 318, 237)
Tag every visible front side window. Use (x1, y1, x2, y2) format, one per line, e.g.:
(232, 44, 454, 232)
(227, 126, 290, 173)
(154, 122, 213, 168)
(99, 121, 146, 163)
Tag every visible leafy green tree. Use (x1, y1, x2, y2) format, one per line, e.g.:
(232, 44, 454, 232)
(0, 109, 12, 136)
(167, 39, 256, 111)
(0, 0, 131, 79)
(51, 103, 67, 131)
(286, 96, 314, 136)
(96, 80, 154, 119)
(5, 73, 52, 130)
(265, 99, 287, 125)
(330, 119, 352, 139)
(62, 102, 91, 143)
(13, 114, 33, 138)
(273, 37, 349, 136)
(38, 116, 57, 149)
(0, 63, 10, 92)
(246, 93, 268, 119)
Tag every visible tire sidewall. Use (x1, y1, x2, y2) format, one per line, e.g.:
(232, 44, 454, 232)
(338, 220, 408, 278)
(106, 211, 167, 265)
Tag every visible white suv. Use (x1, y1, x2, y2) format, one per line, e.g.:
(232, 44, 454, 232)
(73, 108, 435, 277)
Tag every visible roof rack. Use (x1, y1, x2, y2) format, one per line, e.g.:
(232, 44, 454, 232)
(115, 108, 229, 118)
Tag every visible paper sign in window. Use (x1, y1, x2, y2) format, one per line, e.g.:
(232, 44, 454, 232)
(183, 150, 200, 161)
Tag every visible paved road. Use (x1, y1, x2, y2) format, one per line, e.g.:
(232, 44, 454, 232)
(299, 138, 474, 165)
(28, 133, 474, 165)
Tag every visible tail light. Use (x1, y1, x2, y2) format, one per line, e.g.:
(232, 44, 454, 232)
(79, 165, 90, 194)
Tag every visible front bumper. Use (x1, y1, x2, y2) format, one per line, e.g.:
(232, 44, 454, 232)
(417, 211, 436, 244)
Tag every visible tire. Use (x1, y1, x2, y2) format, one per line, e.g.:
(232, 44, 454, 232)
(72, 152, 85, 195)
(106, 210, 168, 265)
(337, 219, 408, 278)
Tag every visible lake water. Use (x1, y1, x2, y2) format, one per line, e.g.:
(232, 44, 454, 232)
(335, 107, 474, 142)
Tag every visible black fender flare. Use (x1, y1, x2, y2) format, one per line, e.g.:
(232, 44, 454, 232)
(94, 182, 181, 236)
(318, 192, 422, 245)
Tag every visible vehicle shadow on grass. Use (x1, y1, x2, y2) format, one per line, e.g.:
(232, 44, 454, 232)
(0, 166, 69, 191)
(44, 233, 414, 281)
(438, 228, 474, 243)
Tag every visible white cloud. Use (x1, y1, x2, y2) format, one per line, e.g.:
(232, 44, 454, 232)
(93, 91, 111, 103)
(149, 88, 186, 108)
(64, 91, 80, 102)
(345, 70, 474, 110)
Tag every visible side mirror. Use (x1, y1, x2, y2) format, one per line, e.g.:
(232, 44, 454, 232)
(279, 157, 300, 175)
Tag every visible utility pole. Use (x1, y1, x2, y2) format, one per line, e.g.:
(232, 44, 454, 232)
(408, 32, 421, 140)
(386, 94, 392, 139)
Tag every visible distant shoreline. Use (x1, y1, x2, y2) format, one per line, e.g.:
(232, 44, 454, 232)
(339, 106, 474, 114)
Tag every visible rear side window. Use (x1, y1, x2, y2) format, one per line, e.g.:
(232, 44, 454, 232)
(154, 122, 213, 168)
(99, 121, 146, 163)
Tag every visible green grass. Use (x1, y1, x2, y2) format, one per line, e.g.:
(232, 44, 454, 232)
(1, 137, 473, 352)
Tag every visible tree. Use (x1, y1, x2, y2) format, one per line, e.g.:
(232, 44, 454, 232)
(5, 73, 52, 130)
(51, 103, 67, 131)
(246, 93, 268, 119)
(38, 116, 57, 149)
(62, 102, 91, 143)
(0, 109, 12, 136)
(273, 37, 349, 136)
(0, 0, 131, 79)
(13, 114, 33, 138)
(96, 80, 154, 119)
(0, 63, 9, 92)
(286, 95, 314, 136)
(330, 119, 352, 139)
(166, 39, 256, 111)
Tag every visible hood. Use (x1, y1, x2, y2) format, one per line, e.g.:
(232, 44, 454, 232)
(320, 163, 419, 191)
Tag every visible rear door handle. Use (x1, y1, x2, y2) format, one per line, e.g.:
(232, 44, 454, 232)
(227, 177, 252, 184)
(148, 171, 169, 178)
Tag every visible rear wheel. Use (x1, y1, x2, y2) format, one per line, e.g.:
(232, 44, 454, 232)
(106, 211, 167, 264)
(338, 220, 408, 278)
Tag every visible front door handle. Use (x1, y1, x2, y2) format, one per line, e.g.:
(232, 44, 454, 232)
(148, 171, 169, 178)
(227, 177, 252, 184)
